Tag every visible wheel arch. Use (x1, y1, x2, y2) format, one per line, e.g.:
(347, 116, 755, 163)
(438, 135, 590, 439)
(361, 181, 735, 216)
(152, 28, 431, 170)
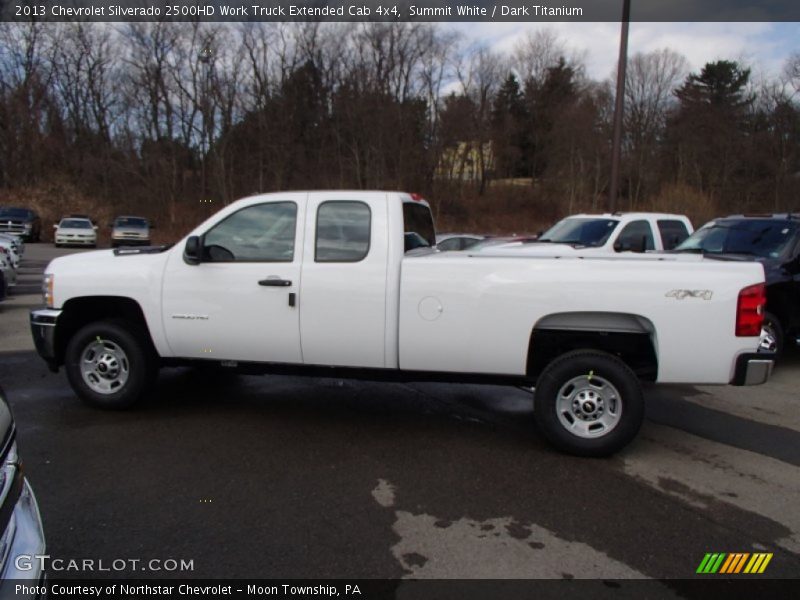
(55, 296, 159, 366)
(526, 311, 659, 383)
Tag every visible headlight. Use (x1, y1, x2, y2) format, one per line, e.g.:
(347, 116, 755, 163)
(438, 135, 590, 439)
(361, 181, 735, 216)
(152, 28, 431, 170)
(43, 274, 54, 308)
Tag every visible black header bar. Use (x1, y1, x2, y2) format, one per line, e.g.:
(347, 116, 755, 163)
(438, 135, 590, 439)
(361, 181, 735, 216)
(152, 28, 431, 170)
(2, 0, 800, 23)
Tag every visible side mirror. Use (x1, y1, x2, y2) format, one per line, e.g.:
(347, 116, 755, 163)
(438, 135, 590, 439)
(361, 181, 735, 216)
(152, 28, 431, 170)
(52, 224, 58, 229)
(184, 235, 201, 265)
(93, 225, 98, 230)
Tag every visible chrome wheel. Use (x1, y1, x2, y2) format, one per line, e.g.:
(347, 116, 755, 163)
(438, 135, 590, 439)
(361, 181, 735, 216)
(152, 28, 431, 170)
(759, 324, 778, 354)
(555, 374, 622, 439)
(80, 338, 130, 395)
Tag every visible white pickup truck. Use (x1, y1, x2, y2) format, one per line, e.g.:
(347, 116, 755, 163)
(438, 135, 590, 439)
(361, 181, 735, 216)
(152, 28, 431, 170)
(492, 212, 694, 255)
(31, 192, 772, 456)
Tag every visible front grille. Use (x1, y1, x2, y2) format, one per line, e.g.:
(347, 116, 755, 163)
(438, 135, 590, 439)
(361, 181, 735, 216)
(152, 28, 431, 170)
(0, 223, 24, 233)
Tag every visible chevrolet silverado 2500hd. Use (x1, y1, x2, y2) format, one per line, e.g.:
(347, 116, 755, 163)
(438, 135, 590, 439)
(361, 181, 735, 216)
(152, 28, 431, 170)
(30, 191, 773, 456)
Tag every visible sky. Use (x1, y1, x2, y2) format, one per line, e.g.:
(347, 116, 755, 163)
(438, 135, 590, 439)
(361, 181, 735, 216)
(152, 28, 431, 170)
(454, 22, 800, 83)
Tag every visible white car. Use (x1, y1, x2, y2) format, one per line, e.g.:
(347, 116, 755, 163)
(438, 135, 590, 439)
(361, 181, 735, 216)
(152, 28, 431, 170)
(54, 218, 97, 248)
(31, 192, 771, 457)
(482, 213, 693, 256)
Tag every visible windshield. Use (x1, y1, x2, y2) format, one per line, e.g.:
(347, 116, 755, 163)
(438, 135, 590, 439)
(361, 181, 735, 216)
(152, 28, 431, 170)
(675, 220, 797, 258)
(60, 219, 92, 229)
(115, 217, 148, 228)
(0, 207, 32, 219)
(539, 218, 619, 247)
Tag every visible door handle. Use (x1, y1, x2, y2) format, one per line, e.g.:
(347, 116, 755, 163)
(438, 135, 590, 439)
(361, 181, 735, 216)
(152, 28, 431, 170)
(258, 278, 292, 287)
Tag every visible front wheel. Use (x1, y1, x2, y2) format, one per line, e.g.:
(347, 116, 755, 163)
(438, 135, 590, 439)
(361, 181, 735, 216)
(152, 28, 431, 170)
(534, 350, 644, 457)
(65, 320, 157, 409)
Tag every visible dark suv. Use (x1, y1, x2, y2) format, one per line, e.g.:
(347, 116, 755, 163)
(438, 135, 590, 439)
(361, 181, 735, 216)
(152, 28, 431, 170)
(0, 207, 41, 242)
(674, 214, 800, 354)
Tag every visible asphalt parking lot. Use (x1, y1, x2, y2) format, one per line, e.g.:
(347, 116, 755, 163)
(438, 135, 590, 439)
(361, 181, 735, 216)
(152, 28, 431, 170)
(1, 244, 799, 585)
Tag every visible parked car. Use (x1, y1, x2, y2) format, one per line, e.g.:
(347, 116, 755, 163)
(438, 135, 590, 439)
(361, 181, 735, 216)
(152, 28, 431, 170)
(673, 214, 800, 355)
(53, 217, 97, 248)
(0, 249, 16, 288)
(436, 233, 487, 251)
(0, 237, 21, 269)
(0, 232, 24, 258)
(0, 386, 46, 588)
(31, 191, 771, 457)
(110, 216, 151, 247)
(491, 213, 693, 256)
(0, 207, 40, 242)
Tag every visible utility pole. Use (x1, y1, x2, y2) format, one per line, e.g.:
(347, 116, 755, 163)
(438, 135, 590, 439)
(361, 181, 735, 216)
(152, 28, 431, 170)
(198, 45, 214, 205)
(608, 0, 631, 213)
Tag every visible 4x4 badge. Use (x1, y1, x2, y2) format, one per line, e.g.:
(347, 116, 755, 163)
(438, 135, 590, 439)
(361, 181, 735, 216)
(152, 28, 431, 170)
(666, 289, 713, 300)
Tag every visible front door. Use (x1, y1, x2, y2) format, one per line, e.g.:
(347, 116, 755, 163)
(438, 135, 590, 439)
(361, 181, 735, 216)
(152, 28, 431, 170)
(162, 195, 306, 363)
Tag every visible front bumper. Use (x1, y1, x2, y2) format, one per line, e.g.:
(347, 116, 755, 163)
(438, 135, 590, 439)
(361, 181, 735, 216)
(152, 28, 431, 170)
(30, 309, 61, 372)
(0, 480, 46, 590)
(55, 237, 95, 246)
(731, 353, 774, 386)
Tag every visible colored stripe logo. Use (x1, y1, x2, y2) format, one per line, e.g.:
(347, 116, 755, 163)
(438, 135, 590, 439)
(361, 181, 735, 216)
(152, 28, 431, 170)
(697, 553, 773, 574)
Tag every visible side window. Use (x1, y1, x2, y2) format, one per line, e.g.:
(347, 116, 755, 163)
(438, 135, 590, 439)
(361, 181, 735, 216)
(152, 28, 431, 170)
(616, 220, 655, 251)
(203, 202, 297, 262)
(658, 220, 690, 250)
(315, 201, 371, 262)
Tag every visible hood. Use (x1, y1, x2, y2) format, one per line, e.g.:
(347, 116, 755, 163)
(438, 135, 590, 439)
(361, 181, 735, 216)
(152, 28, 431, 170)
(475, 242, 599, 257)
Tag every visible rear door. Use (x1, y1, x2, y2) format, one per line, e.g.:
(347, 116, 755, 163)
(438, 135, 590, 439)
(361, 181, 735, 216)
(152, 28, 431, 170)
(299, 193, 388, 368)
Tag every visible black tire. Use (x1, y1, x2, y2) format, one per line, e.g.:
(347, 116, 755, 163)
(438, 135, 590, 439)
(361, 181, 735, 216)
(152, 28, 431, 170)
(65, 320, 157, 409)
(534, 349, 644, 457)
(760, 312, 783, 356)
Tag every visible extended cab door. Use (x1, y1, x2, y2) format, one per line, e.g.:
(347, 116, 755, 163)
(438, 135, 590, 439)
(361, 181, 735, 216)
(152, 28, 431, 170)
(299, 194, 388, 368)
(162, 195, 306, 362)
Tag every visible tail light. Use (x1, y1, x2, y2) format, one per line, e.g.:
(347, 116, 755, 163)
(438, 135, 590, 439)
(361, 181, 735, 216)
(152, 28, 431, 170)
(736, 283, 766, 337)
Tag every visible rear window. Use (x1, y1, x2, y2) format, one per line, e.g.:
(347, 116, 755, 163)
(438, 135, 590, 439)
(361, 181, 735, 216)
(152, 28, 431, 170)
(403, 203, 435, 249)
(658, 220, 690, 250)
(315, 201, 371, 262)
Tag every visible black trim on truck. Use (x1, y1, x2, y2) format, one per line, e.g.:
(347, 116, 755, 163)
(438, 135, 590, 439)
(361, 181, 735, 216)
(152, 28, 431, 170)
(731, 353, 774, 386)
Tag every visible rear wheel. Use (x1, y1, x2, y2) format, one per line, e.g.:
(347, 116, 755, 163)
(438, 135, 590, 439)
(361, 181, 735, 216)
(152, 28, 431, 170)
(65, 320, 157, 409)
(759, 312, 783, 356)
(534, 350, 644, 457)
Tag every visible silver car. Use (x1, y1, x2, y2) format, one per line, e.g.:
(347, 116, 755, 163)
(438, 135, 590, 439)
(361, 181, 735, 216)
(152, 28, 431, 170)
(110, 216, 151, 248)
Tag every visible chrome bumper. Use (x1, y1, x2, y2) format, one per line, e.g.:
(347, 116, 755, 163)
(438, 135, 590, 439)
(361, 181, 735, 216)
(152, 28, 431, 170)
(30, 309, 61, 371)
(732, 353, 774, 386)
